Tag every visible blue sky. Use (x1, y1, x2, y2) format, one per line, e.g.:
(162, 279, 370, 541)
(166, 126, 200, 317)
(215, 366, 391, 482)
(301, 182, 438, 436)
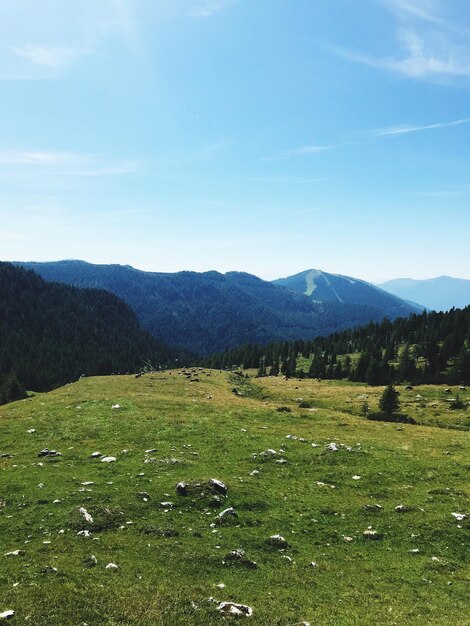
(1, 0, 469, 282)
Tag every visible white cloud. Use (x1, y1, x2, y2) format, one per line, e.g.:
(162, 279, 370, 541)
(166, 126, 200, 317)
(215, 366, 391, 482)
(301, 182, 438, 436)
(189, 0, 237, 18)
(334, 0, 470, 80)
(0, 150, 139, 176)
(374, 117, 470, 136)
(263, 145, 334, 161)
(8, 44, 85, 68)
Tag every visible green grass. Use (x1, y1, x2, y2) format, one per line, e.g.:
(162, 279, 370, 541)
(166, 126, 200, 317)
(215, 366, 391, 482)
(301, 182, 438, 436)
(0, 371, 469, 625)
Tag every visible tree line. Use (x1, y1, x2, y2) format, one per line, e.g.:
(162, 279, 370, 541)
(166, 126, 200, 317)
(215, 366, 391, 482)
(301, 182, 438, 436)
(203, 306, 470, 385)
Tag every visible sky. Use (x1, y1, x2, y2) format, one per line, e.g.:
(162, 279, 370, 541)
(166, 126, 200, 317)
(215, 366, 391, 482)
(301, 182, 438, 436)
(1, 0, 470, 283)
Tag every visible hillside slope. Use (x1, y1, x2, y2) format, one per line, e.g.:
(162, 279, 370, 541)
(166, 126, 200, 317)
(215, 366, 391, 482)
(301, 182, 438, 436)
(0, 372, 468, 624)
(273, 269, 423, 317)
(0, 262, 175, 395)
(19, 261, 418, 355)
(379, 276, 470, 311)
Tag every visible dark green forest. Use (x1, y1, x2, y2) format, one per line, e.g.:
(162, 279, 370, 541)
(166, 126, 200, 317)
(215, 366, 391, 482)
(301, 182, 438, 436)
(18, 260, 419, 355)
(205, 306, 470, 385)
(0, 263, 178, 403)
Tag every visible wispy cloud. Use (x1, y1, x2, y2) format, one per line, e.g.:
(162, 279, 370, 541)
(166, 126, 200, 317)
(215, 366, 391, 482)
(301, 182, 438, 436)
(374, 117, 470, 136)
(263, 145, 335, 161)
(8, 44, 85, 69)
(0, 0, 140, 79)
(0, 150, 139, 177)
(333, 0, 470, 80)
(189, 0, 237, 18)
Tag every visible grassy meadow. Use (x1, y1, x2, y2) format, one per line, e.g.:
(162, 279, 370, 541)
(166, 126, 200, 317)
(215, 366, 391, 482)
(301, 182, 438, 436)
(0, 371, 469, 625)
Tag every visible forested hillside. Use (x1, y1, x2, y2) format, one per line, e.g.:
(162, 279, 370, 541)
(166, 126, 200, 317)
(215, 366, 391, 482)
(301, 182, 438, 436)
(19, 261, 418, 355)
(273, 268, 423, 316)
(206, 306, 470, 385)
(0, 263, 176, 402)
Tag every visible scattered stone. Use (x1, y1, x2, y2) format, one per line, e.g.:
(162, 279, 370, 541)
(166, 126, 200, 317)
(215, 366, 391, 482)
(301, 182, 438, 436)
(395, 504, 411, 513)
(276, 459, 288, 464)
(208, 479, 227, 496)
(308, 561, 318, 567)
(176, 481, 188, 496)
(352, 475, 361, 480)
(111, 404, 121, 409)
(79, 507, 94, 524)
(409, 549, 420, 554)
(27, 429, 36, 433)
(451, 512, 467, 521)
(259, 449, 277, 459)
(4, 550, 25, 557)
(249, 470, 259, 477)
(77, 530, 91, 538)
(218, 507, 237, 521)
(0, 610, 15, 620)
(101, 456, 116, 463)
(37, 449, 61, 457)
(81, 481, 94, 486)
(208, 495, 224, 508)
(41, 566, 58, 574)
(216, 602, 253, 617)
(137, 492, 150, 501)
(223, 549, 257, 569)
(84, 555, 98, 568)
(105, 563, 118, 572)
(160, 502, 174, 508)
(326, 443, 339, 452)
(343, 536, 354, 542)
(267, 534, 288, 549)
(364, 504, 383, 511)
(90, 451, 102, 458)
(363, 529, 382, 540)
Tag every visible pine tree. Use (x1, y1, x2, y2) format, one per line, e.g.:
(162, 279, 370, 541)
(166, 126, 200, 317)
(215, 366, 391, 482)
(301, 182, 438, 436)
(379, 384, 400, 418)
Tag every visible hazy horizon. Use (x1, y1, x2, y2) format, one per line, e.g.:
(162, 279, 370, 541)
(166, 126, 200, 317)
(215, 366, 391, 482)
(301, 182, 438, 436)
(1, 1, 470, 282)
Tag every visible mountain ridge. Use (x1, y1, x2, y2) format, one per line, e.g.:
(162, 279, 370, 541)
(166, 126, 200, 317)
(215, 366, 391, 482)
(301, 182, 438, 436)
(16, 260, 420, 356)
(379, 275, 470, 311)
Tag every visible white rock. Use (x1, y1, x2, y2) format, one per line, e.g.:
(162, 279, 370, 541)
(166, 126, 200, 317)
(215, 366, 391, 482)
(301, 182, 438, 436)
(451, 512, 467, 521)
(27, 429, 36, 434)
(111, 404, 121, 409)
(216, 602, 253, 617)
(326, 442, 338, 452)
(4, 550, 24, 557)
(77, 530, 91, 538)
(79, 507, 94, 524)
(218, 507, 237, 519)
(81, 482, 94, 486)
(0, 610, 15, 620)
(352, 475, 361, 480)
(90, 452, 102, 458)
(101, 456, 116, 463)
(249, 470, 259, 476)
(105, 562, 118, 572)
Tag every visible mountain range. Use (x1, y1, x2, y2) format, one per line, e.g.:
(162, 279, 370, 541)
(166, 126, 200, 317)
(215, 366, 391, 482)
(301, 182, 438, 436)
(17, 260, 421, 355)
(378, 276, 470, 312)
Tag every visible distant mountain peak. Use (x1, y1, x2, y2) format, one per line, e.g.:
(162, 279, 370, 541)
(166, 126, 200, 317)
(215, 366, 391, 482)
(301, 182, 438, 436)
(273, 269, 424, 314)
(379, 275, 470, 311)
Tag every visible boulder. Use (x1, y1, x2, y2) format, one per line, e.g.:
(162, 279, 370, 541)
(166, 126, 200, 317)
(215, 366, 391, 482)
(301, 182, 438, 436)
(216, 602, 253, 617)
